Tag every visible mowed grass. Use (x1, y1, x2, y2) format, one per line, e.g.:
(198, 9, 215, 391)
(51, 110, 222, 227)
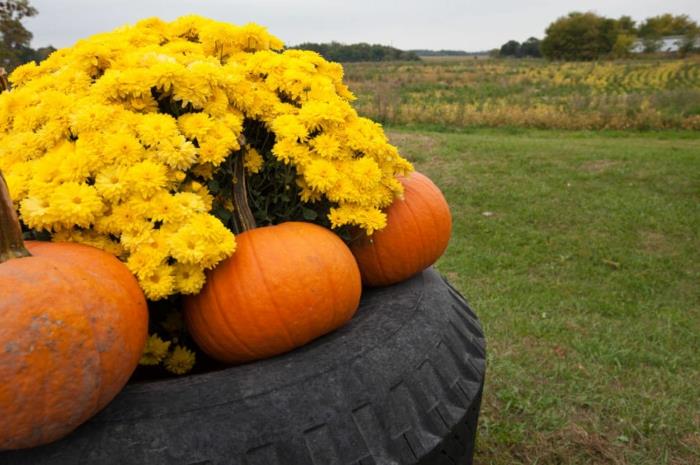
(386, 127, 700, 465)
(344, 58, 700, 130)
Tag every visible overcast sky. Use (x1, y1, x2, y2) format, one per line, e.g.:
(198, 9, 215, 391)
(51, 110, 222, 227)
(26, 1, 700, 52)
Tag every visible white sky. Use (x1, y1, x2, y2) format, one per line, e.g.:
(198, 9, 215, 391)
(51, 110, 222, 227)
(25, 1, 700, 52)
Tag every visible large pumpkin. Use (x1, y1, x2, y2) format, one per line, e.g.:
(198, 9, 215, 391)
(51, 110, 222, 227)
(0, 173, 148, 450)
(184, 222, 361, 363)
(350, 171, 452, 287)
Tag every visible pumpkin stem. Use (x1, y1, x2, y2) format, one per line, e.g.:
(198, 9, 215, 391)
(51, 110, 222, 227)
(0, 171, 31, 263)
(0, 68, 8, 93)
(231, 152, 257, 233)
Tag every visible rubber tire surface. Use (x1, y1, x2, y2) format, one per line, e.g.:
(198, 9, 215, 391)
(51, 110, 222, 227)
(2, 267, 486, 465)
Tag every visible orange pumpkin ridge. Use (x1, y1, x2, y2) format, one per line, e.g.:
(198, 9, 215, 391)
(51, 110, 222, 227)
(0, 171, 148, 450)
(350, 171, 452, 287)
(248, 231, 299, 348)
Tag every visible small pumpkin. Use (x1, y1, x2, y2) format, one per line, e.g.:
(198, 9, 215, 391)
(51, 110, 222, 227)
(350, 171, 452, 287)
(0, 172, 148, 450)
(184, 222, 361, 364)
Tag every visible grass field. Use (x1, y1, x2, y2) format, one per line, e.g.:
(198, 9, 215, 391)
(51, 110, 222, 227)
(345, 58, 700, 130)
(385, 127, 700, 465)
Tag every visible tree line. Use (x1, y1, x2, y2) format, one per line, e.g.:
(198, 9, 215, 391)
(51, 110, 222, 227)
(500, 12, 699, 61)
(290, 42, 419, 62)
(3, 1, 699, 72)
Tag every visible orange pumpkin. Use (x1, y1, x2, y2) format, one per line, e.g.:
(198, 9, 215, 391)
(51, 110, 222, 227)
(184, 222, 361, 363)
(0, 173, 148, 450)
(350, 171, 452, 287)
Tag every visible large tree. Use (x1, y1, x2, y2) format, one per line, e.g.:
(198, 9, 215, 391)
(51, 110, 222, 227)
(0, 0, 37, 71)
(541, 12, 617, 60)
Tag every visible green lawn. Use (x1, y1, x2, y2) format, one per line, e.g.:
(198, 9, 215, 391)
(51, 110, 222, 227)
(386, 127, 700, 465)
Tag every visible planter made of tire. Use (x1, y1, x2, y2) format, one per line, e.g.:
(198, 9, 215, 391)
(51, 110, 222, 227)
(2, 267, 486, 465)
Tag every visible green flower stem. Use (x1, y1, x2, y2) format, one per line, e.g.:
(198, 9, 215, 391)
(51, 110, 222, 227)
(231, 153, 257, 234)
(0, 171, 31, 263)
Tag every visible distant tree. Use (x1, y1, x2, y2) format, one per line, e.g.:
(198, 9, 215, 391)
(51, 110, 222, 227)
(520, 37, 542, 57)
(639, 14, 698, 38)
(607, 16, 638, 57)
(541, 12, 616, 60)
(0, 0, 37, 71)
(639, 14, 699, 54)
(612, 33, 635, 58)
(678, 29, 700, 57)
(640, 37, 661, 53)
(616, 15, 637, 35)
(33, 45, 55, 61)
(499, 40, 520, 57)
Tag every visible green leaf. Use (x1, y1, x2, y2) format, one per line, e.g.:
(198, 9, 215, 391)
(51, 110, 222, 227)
(302, 208, 318, 221)
(207, 180, 220, 192)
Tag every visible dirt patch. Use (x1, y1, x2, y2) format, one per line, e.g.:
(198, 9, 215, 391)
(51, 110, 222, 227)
(639, 231, 672, 255)
(527, 420, 627, 465)
(581, 159, 619, 173)
(544, 422, 627, 465)
(681, 431, 700, 446)
(443, 271, 461, 284)
(476, 413, 629, 465)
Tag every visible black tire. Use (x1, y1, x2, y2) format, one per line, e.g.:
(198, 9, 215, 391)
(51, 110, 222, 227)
(2, 267, 486, 465)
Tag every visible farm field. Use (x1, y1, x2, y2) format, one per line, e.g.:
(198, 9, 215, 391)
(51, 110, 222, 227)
(345, 58, 700, 130)
(386, 127, 700, 465)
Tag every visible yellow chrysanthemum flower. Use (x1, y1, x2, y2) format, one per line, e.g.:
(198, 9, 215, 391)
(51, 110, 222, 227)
(174, 262, 207, 295)
(140, 334, 172, 365)
(303, 159, 340, 193)
(243, 147, 263, 174)
(126, 160, 168, 198)
(50, 182, 104, 228)
(164, 345, 196, 375)
(0, 15, 412, 302)
(141, 263, 176, 300)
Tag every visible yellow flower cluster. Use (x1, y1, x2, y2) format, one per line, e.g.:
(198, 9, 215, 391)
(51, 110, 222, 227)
(140, 333, 196, 375)
(0, 16, 411, 299)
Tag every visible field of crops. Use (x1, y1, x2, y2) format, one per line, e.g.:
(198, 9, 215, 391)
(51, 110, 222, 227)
(344, 58, 700, 130)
